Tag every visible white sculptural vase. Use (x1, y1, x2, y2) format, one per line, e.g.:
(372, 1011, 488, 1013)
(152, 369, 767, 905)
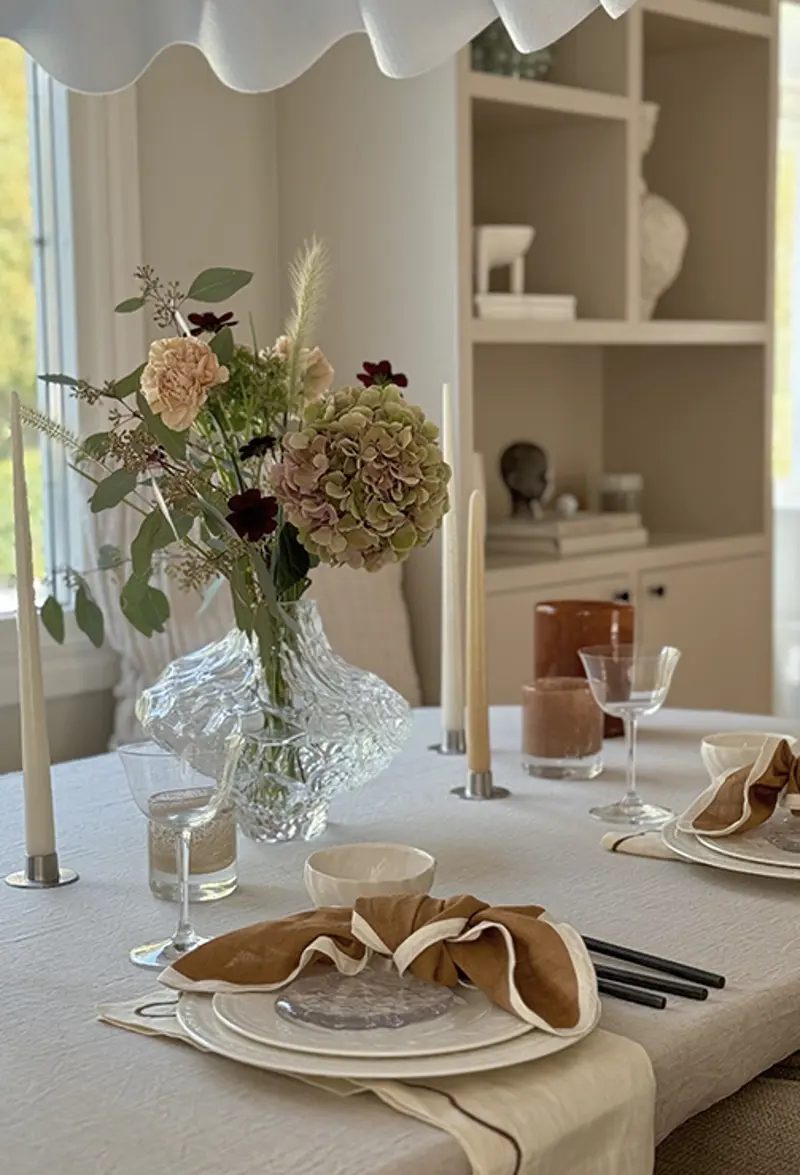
(640, 103, 688, 320)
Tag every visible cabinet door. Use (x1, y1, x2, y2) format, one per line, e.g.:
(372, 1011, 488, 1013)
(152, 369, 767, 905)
(638, 557, 770, 713)
(486, 576, 634, 705)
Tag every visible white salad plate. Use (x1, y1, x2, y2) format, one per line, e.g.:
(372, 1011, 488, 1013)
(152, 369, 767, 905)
(177, 994, 590, 1081)
(662, 820, 800, 881)
(213, 985, 531, 1060)
(696, 829, 800, 870)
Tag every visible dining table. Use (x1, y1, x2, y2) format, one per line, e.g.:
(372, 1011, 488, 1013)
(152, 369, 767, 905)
(4, 705, 800, 1175)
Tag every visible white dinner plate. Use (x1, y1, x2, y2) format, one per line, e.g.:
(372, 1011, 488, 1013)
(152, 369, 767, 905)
(697, 829, 800, 870)
(178, 994, 592, 1081)
(662, 820, 800, 881)
(213, 984, 531, 1059)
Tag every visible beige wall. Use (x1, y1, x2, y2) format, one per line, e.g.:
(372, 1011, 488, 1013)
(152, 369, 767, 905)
(0, 47, 281, 773)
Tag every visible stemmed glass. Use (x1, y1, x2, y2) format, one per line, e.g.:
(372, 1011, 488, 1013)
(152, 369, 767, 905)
(579, 644, 681, 827)
(118, 735, 243, 969)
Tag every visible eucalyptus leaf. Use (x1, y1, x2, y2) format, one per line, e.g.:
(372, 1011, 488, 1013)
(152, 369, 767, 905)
(210, 326, 234, 367)
(75, 585, 104, 648)
(82, 432, 111, 461)
(40, 595, 65, 644)
(121, 573, 150, 607)
(114, 296, 146, 314)
(112, 363, 145, 400)
(229, 557, 254, 636)
(120, 595, 153, 638)
(273, 522, 312, 598)
(40, 373, 80, 386)
(136, 392, 187, 460)
(131, 509, 193, 577)
(97, 543, 123, 570)
(90, 468, 137, 513)
(187, 267, 252, 304)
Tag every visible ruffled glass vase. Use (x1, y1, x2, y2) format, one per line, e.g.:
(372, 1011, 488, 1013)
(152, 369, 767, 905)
(136, 601, 412, 843)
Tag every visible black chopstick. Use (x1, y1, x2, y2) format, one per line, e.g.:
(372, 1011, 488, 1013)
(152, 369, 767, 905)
(594, 964, 708, 1002)
(597, 978, 666, 1010)
(584, 936, 726, 990)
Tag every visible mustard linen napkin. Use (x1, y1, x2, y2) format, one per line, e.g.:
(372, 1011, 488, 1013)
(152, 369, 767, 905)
(677, 738, 800, 838)
(160, 893, 599, 1037)
(98, 991, 656, 1175)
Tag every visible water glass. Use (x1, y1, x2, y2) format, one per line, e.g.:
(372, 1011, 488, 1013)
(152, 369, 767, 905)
(119, 735, 242, 969)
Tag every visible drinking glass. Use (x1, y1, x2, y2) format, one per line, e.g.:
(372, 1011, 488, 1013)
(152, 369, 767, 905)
(118, 735, 243, 969)
(578, 644, 681, 827)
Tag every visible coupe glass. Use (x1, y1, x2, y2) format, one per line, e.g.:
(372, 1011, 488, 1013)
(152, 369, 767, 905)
(578, 644, 681, 827)
(118, 736, 242, 969)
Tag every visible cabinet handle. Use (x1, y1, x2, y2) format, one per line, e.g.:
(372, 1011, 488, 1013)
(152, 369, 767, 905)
(648, 585, 667, 599)
(613, 591, 630, 604)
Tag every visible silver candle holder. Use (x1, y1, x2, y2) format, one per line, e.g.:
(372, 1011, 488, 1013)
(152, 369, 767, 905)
(6, 851, 79, 889)
(452, 768, 510, 801)
(429, 728, 467, 755)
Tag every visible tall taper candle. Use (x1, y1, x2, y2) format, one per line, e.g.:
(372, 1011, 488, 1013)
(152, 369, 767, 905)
(11, 392, 55, 857)
(440, 383, 464, 735)
(466, 489, 491, 773)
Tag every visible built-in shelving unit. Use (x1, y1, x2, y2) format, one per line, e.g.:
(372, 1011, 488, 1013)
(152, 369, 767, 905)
(275, 0, 777, 712)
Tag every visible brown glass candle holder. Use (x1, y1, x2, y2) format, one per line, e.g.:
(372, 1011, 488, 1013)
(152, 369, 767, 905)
(534, 599, 634, 738)
(522, 678, 603, 779)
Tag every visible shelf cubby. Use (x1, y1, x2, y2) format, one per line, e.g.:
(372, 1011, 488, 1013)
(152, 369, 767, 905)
(472, 116, 628, 319)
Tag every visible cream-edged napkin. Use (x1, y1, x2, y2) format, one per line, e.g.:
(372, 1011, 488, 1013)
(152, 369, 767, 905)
(160, 894, 599, 1039)
(98, 991, 656, 1175)
(677, 738, 800, 838)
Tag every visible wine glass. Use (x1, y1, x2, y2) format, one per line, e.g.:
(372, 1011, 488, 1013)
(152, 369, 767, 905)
(118, 735, 243, 969)
(578, 644, 681, 827)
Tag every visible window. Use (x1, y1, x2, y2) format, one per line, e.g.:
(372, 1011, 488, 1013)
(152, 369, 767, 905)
(775, 4, 800, 505)
(0, 40, 79, 613)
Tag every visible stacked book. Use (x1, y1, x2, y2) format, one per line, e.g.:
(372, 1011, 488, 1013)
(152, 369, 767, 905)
(474, 293, 577, 321)
(487, 512, 648, 558)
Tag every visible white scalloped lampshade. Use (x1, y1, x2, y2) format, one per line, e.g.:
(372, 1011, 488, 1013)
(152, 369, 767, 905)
(1, 0, 636, 93)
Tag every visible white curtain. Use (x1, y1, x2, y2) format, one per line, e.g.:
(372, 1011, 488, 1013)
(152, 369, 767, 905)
(2, 1, 637, 94)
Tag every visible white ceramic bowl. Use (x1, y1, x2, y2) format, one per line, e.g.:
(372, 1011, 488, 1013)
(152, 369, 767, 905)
(700, 731, 798, 780)
(304, 843, 436, 908)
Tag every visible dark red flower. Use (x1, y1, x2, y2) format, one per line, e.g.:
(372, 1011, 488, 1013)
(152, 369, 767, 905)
(226, 489, 278, 542)
(188, 310, 238, 336)
(357, 360, 408, 389)
(239, 435, 276, 461)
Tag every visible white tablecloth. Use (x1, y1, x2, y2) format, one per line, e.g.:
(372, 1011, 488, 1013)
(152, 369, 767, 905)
(4, 708, 800, 1174)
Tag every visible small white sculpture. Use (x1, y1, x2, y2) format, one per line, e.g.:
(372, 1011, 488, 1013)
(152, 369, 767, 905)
(555, 493, 580, 519)
(474, 225, 535, 295)
(640, 103, 688, 320)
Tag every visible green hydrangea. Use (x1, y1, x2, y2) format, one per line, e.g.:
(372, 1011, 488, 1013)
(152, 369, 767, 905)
(271, 384, 451, 571)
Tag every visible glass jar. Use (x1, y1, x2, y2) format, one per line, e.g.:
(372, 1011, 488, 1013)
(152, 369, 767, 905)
(148, 804, 237, 902)
(599, 472, 643, 515)
(534, 599, 635, 738)
(522, 678, 603, 779)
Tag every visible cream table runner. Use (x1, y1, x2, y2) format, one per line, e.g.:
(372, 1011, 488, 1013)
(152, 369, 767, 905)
(98, 989, 655, 1175)
(5, 708, 800, 1175)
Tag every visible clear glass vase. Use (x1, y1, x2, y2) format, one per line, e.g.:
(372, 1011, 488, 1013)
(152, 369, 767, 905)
(136, 601, 412, 844)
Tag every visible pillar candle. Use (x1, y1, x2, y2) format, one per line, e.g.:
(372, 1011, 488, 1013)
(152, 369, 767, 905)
(11, 392, 55, 857)
(440, 383, 464, 734)
(466, 490, 491, 773)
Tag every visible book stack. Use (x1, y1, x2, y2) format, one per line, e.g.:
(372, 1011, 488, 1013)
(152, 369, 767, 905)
(474, 293, 577, 321)
(487, 512, 648, 559)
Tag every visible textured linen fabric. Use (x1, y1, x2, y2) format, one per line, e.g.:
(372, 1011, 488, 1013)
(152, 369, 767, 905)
(98, 993, 655, 1175)
(0, 1, 638, 95)
(4, 706, 800, 1175)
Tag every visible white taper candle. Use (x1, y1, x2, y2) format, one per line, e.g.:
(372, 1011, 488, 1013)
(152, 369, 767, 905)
(11, 392, 56, 857)
(466, 489, 491, 773)
(440, 383, 464, 734)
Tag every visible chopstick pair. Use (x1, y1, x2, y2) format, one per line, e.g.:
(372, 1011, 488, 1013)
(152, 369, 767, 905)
(584, 935, 726, 1011)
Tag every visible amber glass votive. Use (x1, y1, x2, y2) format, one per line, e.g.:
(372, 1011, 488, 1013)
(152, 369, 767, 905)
(534, 599, 634, 738)
(522, 678, 603, 780)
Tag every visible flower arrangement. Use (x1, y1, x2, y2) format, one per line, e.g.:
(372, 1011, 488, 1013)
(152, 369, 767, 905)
(27, 242, 451, 673)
